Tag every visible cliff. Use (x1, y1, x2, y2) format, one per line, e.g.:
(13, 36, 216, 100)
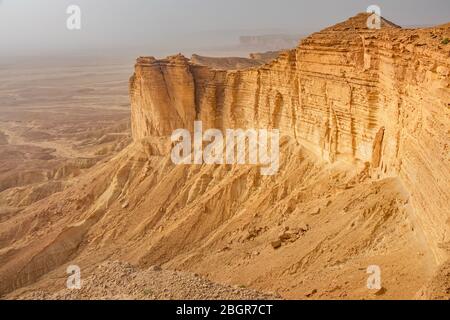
(130, 13, 450, 263)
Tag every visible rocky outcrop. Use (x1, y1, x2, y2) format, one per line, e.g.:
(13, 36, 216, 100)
(130, 13, 450, 263)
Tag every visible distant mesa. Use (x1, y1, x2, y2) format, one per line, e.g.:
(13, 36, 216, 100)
(239, 34, 302, 50)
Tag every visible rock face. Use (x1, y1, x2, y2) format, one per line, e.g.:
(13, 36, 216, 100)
(130, 13, 450, 263)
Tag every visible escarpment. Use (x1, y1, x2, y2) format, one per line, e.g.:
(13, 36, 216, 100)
(1, 13, 449, 300)
(130, 13, 450, 263)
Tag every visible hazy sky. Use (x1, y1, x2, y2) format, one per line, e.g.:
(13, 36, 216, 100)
(0, 0, 449, 58)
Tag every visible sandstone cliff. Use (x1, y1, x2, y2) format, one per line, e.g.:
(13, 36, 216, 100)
(130, 13, 450, 264)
